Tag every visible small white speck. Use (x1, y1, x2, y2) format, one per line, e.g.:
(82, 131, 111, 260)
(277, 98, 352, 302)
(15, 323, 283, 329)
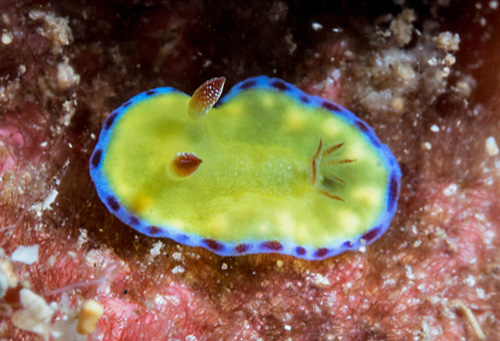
(428, 57, 438, 66)
(30, 203, 42, 217)
(405, 265, 414, 280)
(443, 183, 458, 196)
(40, 141, 48, 148)
(476, 288, 485, 299)
(490, 1, 499, 9)
(49, 301, 58, 310)
(312, 22, 323, 31)
(42, 189, 58, 210)
(430, 124, 440, 132)
(276, 260, 283, 268)
(149, 241, 164, 258)
(11, 245, 39, 265)
(358, 246, 366, 253)
(171, 265, 185, 274)
(57, 62, 80, 90)
(311, 273, 331, 287)
(90, 133, 96, 140)
(411, 225, 418, 235)
(485, 136, 499, 156)
(284, 324, 292, 331)
(413, 240, 422, 248)
(428, 296, 440, 304)
(474, 213, 486, 222)
(221, 263, 228, 270)
(443, 67, 451, 78)
(47, 255, 56, 267)
(172, 252, 182, 261)
(423, 142, 432, 150)
(1, 30, 13, 45)
(464, 274, 476, 287)
(332, 27, 343, 33)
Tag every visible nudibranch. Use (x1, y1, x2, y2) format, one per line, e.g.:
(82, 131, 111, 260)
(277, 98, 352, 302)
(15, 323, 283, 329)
(89, 76, 401, 260)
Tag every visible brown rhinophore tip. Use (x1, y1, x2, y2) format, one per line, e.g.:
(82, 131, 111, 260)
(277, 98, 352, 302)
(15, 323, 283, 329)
(188, 77, 226, 118)
(172, 152, 203, 177)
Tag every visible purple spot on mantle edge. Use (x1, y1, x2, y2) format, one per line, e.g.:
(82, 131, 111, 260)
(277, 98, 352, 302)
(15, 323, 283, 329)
(299, 95, 310, 104)
(177, 234, 189, 241)
(296, 246, 306, 255)
(261, 241, 283, 251)
(103, 112, 117, 130)
(239, 79, 256, 89)
(203, 239, 223, 251)
(235, 244, 249, 253)
(343, 241, 354, 248)
(90, 149, 102, 168)
(388, 173, 399, 212)
(362, 227, 380, 243)
(315, 248, 329, 258)
(106, 197, 120, 211)
(370, 137, 381, 147)
(129, 216, 140, 226)
(146, 89, 157, 96)
(321, 101, 341, 112)
(148, 226, 162, 235)
(355, 120, 369, 133)
(271, 80, 289, 91)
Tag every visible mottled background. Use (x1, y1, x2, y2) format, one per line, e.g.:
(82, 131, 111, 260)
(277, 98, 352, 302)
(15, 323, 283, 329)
(0, 0, 499, 340)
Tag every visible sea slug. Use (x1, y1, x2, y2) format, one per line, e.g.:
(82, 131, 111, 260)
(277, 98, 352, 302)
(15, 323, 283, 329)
(90, 76, 401, 260)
